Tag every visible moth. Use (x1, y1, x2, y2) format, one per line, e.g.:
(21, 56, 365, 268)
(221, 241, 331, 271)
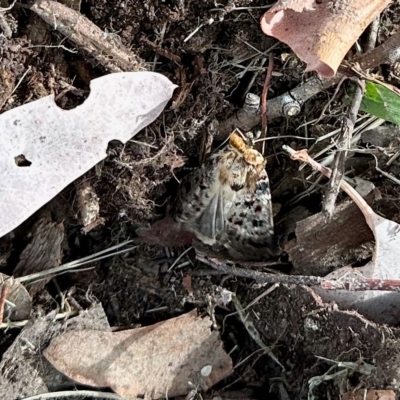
(174, 131, 277, 260)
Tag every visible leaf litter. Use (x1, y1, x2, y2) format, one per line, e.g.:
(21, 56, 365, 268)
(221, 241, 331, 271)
(1, 1, 400, 399)
(285, 147, 400, 325)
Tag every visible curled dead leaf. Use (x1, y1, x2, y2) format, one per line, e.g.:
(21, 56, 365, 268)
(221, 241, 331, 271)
(261, 0, 391, 77)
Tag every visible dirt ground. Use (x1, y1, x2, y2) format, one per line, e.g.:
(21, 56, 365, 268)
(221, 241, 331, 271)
(2, 0, 400, 399)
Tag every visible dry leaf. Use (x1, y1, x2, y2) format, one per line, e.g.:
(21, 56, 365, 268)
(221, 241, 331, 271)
(261, 0, 391, 78)
(0, 72, 176, 238)
(0, 273, 31, 322)
(287, 148, 400, 325)
(44, 310, 233, 398)
(342, 389, 396, 400)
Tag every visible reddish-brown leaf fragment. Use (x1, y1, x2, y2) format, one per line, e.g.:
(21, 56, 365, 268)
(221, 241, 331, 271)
(261, 0, 391, 77)
(44, 310, 233, 399)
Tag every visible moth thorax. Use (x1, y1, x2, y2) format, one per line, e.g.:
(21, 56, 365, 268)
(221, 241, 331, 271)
(229, 132, 249, 154)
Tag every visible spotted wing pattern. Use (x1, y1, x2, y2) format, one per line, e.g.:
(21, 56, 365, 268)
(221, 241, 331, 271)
(175, 132, 276, 260)
(222, 177, 277, 260)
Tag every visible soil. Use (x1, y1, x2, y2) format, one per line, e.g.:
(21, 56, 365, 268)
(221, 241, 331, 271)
(1, 1, 400, 399)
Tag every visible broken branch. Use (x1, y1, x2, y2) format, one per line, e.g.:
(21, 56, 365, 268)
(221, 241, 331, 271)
(29, 0, 146, 72)
(197, 255, 400, 293)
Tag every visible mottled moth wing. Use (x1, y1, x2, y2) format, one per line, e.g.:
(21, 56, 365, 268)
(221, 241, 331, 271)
(222, 176, 277, 260)
(175, 131, 277, 260)
(174, 151, 233, 245)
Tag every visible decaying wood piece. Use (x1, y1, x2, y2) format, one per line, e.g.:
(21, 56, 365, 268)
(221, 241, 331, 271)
(286, 195, 375, 276)
(29, 0, 146, 72)
(13, 216, 64, 295)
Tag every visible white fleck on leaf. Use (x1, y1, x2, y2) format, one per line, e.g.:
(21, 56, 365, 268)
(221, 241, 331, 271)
(0, 72, 176, 238)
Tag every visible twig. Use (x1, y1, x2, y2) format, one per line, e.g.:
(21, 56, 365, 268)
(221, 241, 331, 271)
(167, 246, 193, 272)
(29, 0, 146, 72)
(20, 390, 131, 400)
(218, 27, 400, 139)
(259, 53, 274, 154)
(141, 35, 181, 64)
(364, 16, 380, 53)
(376, 166, 400, 186)
(0, 277, 13, 325)
(1, 310, 78, 329)
(315, 76, 347, 123)
(323, 79, 365, 218)
(349, 26, 400, 71)
(197, 254, 400, 293)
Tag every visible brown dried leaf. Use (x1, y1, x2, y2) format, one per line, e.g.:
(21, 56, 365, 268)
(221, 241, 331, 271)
(342, 389, 396, 400)
(261, 0, 391, 77)
(44, 310, 233, 399)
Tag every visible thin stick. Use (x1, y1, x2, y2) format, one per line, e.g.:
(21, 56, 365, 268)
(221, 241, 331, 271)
(167, 246, 193, 272)
(20, 390, 130, 400)
(259, 53, 274, 154)
(1, 310, 78, 330)
(231, 295, 284, 370)
(323, 79, 365, 218)
(197, 254, 400, 293)
(0, 66, 32, 110)
(29, 0, 146, 72)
